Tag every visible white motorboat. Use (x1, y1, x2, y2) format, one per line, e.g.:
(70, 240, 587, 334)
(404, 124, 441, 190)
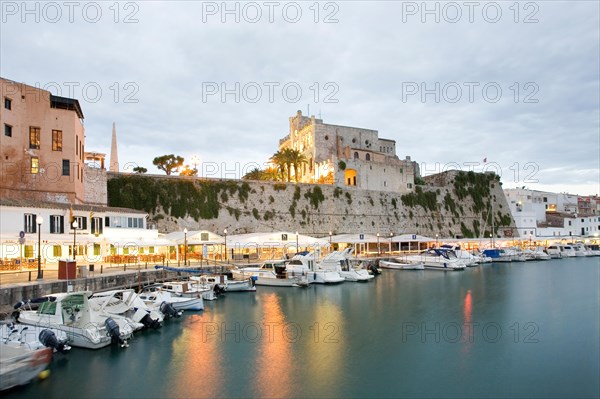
(379, 259, 424, 270)
(1, 321, 71, 353)
(585, 244, 600, 256)
(522, 248, 551, 260)
(191, 275, 256, 293)
(139, 285, 203, 312)
(404, 249, 466, 270)
(89, 289, 162, 330)
(15, 291, 133, 349)
(559, 245, 577, 257)
(0, 342, 52, 392)
(482, 248, 526, 262)
(439, 244, 479, 266)
(232, 260, 308, 287)
(320, 249, 374, 281)
(161, 280, 217, 301)
(546, 245, 563, 258)
(570, 243, 593, 256)
(287, 252, 346, 283)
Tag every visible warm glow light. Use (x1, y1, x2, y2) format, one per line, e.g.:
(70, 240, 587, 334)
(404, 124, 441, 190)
(37, 216, 44, 225)
(72, 220, 78, 229)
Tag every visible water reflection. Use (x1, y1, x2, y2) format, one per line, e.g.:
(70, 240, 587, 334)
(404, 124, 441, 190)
(462, 289, 473, 353)
(171, 313, 224, 398)
(254, 293, 293, 398)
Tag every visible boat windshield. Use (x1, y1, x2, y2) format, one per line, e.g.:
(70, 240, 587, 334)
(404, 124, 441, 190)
(62, 294, 85, 312)
(39, 301, 57, 315)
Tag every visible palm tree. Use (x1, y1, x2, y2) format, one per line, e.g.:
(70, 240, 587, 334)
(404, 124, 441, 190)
(270, 151, 288, 181)
(287, 149, 308, 182)
(243, 168, 265, 181)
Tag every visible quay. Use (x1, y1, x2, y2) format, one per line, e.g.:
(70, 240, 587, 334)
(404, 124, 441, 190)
(0, 260, 232, 315)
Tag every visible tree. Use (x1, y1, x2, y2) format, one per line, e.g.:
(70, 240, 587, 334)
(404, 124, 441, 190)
(243, 167, 265, 181)
(179, 165, 198, 176)
(132, 166, 147, 174)
(153, 154, 184, 175)
(286, 148, 308, 182)
(270, 151, 288, 181)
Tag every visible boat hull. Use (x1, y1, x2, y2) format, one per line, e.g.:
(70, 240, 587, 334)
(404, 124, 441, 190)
(380, 260, 424, 270)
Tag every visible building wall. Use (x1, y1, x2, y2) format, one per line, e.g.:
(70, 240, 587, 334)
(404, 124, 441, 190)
(0, 78, 85, 204)
(84, 165, 108, 205)
(279, 110, 415, 193)
(108, 171, 516, 240)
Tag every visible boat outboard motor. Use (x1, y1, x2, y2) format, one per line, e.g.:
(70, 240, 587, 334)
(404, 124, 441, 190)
(104, 317, 128, 348)
(159, 301, 181, 319)
(213, 284, 224, 296)
(39, 329, 71, 353)
(140, 313, 161, 329)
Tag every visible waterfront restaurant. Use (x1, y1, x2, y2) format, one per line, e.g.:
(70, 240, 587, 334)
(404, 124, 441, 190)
(225, 231, 330, 261)
(0, 199, 169, 272)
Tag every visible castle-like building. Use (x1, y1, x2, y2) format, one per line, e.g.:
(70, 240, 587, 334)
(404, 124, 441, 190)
(278, 111, 418, 193)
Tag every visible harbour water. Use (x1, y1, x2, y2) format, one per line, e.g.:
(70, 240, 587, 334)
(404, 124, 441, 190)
(7, 257, 599, 398)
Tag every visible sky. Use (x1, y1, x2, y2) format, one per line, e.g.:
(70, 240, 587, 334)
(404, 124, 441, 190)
(1, 1, 599, 195)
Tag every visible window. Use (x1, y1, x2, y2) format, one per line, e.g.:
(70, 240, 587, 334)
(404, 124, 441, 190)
(91, 217, 103, 235)
(354, 152, 359, 159)
(4, 97, 11, 110)
(30, 157, 39, 174)
(24, 214, 37, 233)
(94, 244, 101, 256)
(366, 153, 371, 161)
(29, 127, 40, 149)
(53, 245, 62, 257)
(4, 124, 12, 137)
(73, 216, 87, 230)
(52, 130, 62, 151)
(105, 216, 110, 227)
(50, 215, 64, 234)
(24, 245, 34, 258)
(62, 159, 70, 176)
(75, 136, 78, 156)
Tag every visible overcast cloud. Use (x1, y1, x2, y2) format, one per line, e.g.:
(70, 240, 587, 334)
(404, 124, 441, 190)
(1, 1, 598, 195)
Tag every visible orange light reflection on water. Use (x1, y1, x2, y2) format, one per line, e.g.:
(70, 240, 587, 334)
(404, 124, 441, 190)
(171, 313, 223, 398)
(253, 293, 294, 398)
(462, 289, 473, 353)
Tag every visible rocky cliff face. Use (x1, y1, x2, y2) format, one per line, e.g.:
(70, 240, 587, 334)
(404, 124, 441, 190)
(107, 170, 517, 238)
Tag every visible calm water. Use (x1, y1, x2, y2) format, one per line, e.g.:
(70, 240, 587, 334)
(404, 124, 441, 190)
(8, 257, 600, 399)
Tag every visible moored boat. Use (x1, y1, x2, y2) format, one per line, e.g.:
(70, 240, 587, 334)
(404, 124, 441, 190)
(14, 291, 133, 349)
(379, 259, 425, 270)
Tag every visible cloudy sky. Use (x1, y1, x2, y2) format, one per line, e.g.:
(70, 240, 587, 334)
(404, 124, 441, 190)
(1, 1, 598, 195)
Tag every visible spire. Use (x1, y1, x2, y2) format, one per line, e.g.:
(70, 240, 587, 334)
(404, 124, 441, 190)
(109, 122, 119, 172)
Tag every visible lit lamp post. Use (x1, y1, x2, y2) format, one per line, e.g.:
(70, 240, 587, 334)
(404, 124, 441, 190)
(329, 231, 332, 252)
(296, 231, 299, 253)
(377, 233, 380, 256)
(389, 232, 393, 254)
(37, 216, 43, 280)
(223, 228, 227, 262)
(72, 220, 78, 261)
(183, 228, 188, 266)
(435, 233, 439, 248)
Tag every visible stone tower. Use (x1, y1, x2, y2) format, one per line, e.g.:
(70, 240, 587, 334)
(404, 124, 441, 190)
(109, 122, 119, 172)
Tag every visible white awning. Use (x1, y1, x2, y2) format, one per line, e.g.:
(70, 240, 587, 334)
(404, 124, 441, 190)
(226, 231, 329, 249)
(163, 230, 224, 245)
(329, 233, 381, 244)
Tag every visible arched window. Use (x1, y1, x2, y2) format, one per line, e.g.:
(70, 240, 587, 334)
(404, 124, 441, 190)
(366, 153, 371, 161)
(354, 152, 359, 160)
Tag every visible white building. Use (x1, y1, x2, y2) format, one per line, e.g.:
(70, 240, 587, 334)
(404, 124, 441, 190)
(504, 188, 600, 238)
(0, 199, 169, 266)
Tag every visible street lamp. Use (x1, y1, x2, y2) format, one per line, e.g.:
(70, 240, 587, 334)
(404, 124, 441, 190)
(72, 220, 78, 261)
(183, 228, 188, 266)
(389, 232, 393, 254)
(329, 231, 332, 244)
(223, 228, 227, 262)
(377, 233, 380, 256)
(37, 216, 43, 280)
(296, 231, 299, 253)
(435, 233, 439, 248)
